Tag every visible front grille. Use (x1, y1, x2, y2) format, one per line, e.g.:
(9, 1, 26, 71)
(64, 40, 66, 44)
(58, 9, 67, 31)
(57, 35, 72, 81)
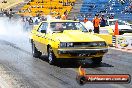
(73, 42, 106, 47)
(70, 53, 97, 57)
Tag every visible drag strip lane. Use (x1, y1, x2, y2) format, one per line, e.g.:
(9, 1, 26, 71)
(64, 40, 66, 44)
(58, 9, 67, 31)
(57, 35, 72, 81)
(0, 40, 31, 55)
(0, 39, 80, 88)
(0, 39, 131, 88)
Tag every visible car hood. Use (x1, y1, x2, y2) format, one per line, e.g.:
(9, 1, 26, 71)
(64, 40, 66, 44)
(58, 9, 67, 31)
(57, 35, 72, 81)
(110, 25, 132, 30)
(48, 30, 105, 42)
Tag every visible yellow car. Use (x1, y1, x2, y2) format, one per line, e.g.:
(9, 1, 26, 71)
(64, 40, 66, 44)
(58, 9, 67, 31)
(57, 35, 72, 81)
(30, 20, 108, 65)
(95, 26, 114, 46)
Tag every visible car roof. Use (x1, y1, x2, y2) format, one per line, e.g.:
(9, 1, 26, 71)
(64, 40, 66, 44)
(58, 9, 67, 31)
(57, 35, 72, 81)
(42, 20, 79, 23)
(107, 19, 118, 21)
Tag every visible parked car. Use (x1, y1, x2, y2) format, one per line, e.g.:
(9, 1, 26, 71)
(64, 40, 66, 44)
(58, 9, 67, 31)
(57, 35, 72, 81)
(81, 21, 114, 45)
(106, 19, 132, 35)
(30, 20, 108, 65)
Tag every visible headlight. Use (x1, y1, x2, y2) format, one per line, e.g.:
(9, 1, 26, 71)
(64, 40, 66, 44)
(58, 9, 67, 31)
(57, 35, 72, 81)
(98, 42, 107, 47)
(67, 43, 73, 47)
(91, 42, 98, 46)
(60, 42, 67, 47)
(88, 42, 98, 47)
(89, 42, 106, 47)
(60, 42, 73, 48)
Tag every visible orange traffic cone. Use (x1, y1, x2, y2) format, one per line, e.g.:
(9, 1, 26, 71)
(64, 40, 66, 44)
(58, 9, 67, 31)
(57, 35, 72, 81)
(114, 21, 119, 48)
(114, 21, 119, 35)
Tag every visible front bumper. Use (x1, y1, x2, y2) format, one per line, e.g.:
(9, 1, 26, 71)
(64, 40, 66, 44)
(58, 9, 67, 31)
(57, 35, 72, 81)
(58, 48, 108, 55)
(119, 29, 132, 35)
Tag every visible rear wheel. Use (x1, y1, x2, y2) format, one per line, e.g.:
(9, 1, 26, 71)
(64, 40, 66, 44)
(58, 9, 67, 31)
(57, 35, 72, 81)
(32, 42, 42, 58)
(48, 47, 56, 65)
(91, 57, 102, 64)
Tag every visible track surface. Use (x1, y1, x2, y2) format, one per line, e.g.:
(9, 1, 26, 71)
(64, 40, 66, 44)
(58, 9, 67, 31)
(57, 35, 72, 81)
(0, 17, 132, 88)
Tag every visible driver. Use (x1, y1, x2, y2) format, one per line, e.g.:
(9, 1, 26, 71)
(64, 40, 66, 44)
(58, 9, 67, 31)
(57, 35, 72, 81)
(55, 23, 63, 31)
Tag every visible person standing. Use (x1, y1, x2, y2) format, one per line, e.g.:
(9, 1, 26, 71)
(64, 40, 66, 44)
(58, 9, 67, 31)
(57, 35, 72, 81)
(8, 9, 13, 19)
(29, 17, 33, 25)
(73, 14, 77, 21)
(24, 17, 29, 31)
(92, 14, 100, 34)
(61, 11, 67, 20)
(109, 14, 114, 19)
(28, 17, 33, 31)
(100, 15, 106, 27)
(83, 17, 88, 23)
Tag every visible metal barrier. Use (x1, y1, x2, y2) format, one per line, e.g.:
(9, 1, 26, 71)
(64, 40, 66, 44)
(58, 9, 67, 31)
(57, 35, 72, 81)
(115, 34, 132, 50)
(112, 36, 116, 47)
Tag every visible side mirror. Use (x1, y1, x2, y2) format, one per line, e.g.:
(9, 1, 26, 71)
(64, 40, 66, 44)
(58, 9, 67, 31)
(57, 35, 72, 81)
(41, 30, 46, 33)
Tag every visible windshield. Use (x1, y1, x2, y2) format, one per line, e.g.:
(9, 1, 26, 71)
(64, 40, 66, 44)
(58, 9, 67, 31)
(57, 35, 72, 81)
(109, 20, 126, 25)
(49, 22, 88, 32)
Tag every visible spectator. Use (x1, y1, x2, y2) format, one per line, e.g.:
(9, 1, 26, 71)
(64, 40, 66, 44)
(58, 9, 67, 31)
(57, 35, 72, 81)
(73, 15, 77, 21)
(83, 17, 88, 23)
(100, 15, 106, 27)
(29, 17, 33, 25)
(4, 10, 8, 16)
(21, 16, 25, 22)
(0, 8, 4, 16)
(61, 11, 67, 20)
(28, 17, 33, 30)
(24, 17, 29, 31)
(109, 14, 114, 19)
(41, 16, 47, 21)
(92, 14, 100, 34)
(34, 17, 39, 25)
(56, 15, 61, 19)
(8, 9, 13, 19)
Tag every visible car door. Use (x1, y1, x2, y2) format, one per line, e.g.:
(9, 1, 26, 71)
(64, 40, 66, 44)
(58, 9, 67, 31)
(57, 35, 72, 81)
(36, 22, 48, 54)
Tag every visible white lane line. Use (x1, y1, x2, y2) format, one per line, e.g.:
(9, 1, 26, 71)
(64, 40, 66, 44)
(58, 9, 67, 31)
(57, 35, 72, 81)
(110, 47, 132, 53)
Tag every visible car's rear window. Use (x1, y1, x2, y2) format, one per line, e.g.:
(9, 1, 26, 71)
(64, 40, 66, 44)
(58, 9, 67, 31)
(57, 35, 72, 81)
(109, 20, 125, 25)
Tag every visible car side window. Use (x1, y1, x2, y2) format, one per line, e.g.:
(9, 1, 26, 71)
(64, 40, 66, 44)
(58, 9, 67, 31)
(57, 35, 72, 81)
(38, 22, 48, 33)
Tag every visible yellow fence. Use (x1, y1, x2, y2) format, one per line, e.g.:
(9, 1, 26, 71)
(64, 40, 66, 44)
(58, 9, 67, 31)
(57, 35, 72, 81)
(0, 0, 23, 10)
(18, 0, 76, 17)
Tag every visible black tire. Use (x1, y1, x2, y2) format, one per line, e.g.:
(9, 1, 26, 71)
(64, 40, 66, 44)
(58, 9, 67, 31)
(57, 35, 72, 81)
(32, 42, 42, 58)
(48, 47, 56, 65)
(91, 57, 102, 64)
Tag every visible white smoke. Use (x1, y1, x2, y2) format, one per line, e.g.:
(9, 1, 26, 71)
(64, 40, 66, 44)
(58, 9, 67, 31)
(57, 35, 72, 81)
(0, 17, 26, 36)
(0, 17, 31, 51)
(0, 15, 60, 52)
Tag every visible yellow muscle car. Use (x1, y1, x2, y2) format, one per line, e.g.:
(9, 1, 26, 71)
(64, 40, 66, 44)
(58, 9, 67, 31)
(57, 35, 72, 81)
(30, 20, 108, 65)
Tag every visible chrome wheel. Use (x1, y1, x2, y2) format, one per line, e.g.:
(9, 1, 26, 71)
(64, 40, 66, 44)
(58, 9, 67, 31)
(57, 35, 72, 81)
(49, 52, 53, 63)
(48, 47, 56, 65)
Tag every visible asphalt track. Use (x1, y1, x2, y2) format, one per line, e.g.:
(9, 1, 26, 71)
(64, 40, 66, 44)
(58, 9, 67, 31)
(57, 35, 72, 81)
(0, 17, 132, 88)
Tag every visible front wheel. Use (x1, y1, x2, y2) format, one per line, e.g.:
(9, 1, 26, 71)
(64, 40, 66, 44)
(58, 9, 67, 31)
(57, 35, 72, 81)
(32, 42, 42, 58)
(48, 47, 56, 65)
(91, 57, 102, 64)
